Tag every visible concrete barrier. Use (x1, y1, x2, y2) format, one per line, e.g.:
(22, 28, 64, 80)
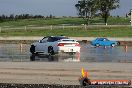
(0, 36, 132, 41)
(0, 37, 132, 45)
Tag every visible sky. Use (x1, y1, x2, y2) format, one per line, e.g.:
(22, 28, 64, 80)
(0, 0, 132, 17)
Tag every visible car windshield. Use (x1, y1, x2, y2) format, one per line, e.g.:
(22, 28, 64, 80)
(48, 36, 69, 42)
(97, 38, 109, 41)
(56, 36, 69, 40)
(61, 39, 75, 42)
(103, 38, 109, 41)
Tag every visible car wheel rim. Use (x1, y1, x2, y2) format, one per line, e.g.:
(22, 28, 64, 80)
(111, 44, 115, 47)
(96, 44, 99, 47)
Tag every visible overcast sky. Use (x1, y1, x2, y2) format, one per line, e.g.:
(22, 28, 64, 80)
(0, 0, 132, 17)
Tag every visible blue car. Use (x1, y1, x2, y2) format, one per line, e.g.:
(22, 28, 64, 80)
(91, 38, 119, 47)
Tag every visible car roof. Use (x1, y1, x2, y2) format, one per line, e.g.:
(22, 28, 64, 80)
(95, 38, 109, 41)
(45, 36, 69, 41)
(97, 38, 107, 39)
(96, 38, 108, 40)
(50, 36, 69, 39)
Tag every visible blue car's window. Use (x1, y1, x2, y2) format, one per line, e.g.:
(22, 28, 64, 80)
(103, 38, 109, 41)
(98, 38, 104, 41)
(97, 38, 109, 41)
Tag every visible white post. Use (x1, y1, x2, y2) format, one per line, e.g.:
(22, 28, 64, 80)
(106, 23, 108, 26)
(131, 9, 132, 26)
(50, 25, 53, 30)
(84, 24, 87, 30)
(25, 26, 27, 31)
(63, 25, 64, 29)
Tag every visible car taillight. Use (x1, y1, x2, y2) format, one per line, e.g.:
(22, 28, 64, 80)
(57, 43, 64, 46)
(75, 43, 80, 47)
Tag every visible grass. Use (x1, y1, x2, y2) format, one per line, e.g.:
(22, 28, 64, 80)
(0, 17, 132, 37)
(0, 26, 132, 37)
(108, 17, 131, 25)
(0, 18, 85, 27)
(0, 17, 131, 27)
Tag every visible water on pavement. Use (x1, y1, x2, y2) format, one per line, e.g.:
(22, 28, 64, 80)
(0, 43, 132, 63)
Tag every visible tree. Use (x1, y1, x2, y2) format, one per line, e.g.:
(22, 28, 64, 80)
(99, 0, 119, 25)
(49, 14, 53, 18)
(0, 16, 3, 22)
(75, 0, 98, 25)
(75, 0, 120, 25)
(9, 14, 15, 20)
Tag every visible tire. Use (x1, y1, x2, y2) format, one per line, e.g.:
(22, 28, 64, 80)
(30, 54, 35, 61)
(117, 42, 120, 45)
(111, 43, 115, 47)
(48, 46, 55, 55)
(95, 43, 100, 47)
(30, 45, 35, 54)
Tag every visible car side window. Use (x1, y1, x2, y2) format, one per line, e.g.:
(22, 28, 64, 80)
(47, 37, 54, 42)
(40, 38, 48, 43)
(98, 38, 103, 41)
(103, 39, 106, 41)
(47, 37, 59, 42)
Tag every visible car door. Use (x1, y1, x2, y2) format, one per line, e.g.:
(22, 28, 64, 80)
(99, 38, 110, 46)
(46, 37, 57, 53)
(97, 38, 104, 46)
(35, 37, 48, 53)
(102, 38, 110, 46)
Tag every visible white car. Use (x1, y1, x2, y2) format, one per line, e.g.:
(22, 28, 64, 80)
(30, 36, 80, 55)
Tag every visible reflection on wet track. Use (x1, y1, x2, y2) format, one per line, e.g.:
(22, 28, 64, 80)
(0, 43, 132, 62)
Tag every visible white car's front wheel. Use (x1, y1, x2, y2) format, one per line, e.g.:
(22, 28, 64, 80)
(30, 45, 35, 54)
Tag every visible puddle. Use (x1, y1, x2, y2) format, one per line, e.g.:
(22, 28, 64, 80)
(0, 43, 132, 62)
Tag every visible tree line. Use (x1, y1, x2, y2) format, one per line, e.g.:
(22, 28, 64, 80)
(75, 0, 120, 25)
(0, 14, 54, 22)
